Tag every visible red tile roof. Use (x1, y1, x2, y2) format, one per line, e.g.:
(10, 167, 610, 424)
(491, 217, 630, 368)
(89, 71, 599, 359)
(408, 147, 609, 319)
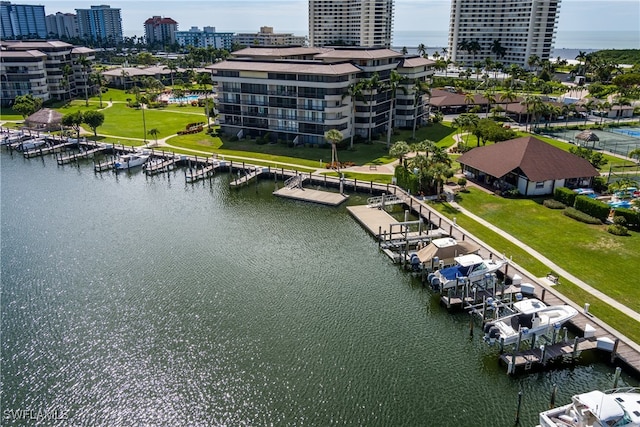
(457, 136, 599, 181)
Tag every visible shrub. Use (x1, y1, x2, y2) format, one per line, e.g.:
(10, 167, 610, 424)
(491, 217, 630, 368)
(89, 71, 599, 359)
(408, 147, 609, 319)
(574, 196, 610, 222)
(457, 177, 467, 188)
(607, 224, 629, 236)
(543, 199, 566, 209)
(563, 207, 602, 224)
(613, 208, 640, 230)
(554, 187, 576, 206)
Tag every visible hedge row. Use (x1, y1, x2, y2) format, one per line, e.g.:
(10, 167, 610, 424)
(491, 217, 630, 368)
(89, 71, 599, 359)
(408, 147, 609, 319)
(563, 207, 602, 224)
(613, 207, 640, 230)
(574, 196, 610, 222)
(554, 187, 576, 206)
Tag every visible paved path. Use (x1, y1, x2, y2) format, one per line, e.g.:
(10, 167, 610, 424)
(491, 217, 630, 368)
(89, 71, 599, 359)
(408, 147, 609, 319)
(448, 199, 640, 321)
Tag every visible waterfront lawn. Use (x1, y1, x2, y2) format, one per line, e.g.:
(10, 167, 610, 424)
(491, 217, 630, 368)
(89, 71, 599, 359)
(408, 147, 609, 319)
(391, 122, 458, 148)
(452, 188, 640, 313)
(0, 107, 25, 121)
(431, 201, 640, 344)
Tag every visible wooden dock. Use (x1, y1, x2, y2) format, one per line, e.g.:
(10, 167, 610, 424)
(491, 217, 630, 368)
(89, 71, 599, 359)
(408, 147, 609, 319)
(144, 157, 177, 175)
(273, 186, 349, 206)
(185, 160, 218, 183)
(230, 168, 263, 187)
(22, 141, 76, 158)
(499, 337, 599, 374)
(94, 158, 115, 172)
(57, 146, 107, 165)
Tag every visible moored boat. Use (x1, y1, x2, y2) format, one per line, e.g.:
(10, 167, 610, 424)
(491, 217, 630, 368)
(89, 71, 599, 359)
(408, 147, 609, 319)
(538, 387, 640, 427)
(114, 152, 150, 170)
(483, 301, 578, 346)
(428, 253, 506, 291)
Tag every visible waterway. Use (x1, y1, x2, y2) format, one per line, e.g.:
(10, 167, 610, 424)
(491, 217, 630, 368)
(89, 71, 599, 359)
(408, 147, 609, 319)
(1, 152, 637, 426)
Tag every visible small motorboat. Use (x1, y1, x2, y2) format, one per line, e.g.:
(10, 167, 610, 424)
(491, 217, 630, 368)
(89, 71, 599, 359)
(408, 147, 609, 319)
(19, 138, 46, 151)
(538, 387, 640, 427)
(428, 254, 506, 291)
(114, 152, 150, 170)
(483, 300, 578, 346)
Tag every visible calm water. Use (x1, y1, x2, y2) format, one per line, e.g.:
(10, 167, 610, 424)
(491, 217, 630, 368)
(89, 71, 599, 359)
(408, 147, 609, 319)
(1, 152, 637, 426)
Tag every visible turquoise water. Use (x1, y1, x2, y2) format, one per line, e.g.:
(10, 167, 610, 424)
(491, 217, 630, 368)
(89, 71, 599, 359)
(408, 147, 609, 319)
(169, 95, 200, 103)
(612, 128, 640, 139)
(1, 152, 637, 425)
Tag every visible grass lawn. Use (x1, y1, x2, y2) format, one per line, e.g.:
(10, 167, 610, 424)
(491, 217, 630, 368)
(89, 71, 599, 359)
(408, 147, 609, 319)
(430, 199, 640, 344)
(0, 107, 23, 121)
(450, 189, 640, 312)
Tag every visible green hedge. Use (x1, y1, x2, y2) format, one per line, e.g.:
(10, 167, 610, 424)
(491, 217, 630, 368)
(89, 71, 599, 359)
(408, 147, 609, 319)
(563, 207, 602, 224)
(554, 187, 576, 206)
(394, 167, 419, 195)
(543, 199, 566, 209)
(614, 208, 640, 230)
(574, 195, 610, 222)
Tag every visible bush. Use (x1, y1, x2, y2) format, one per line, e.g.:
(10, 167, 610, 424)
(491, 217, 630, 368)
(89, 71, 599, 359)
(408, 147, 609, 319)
(574, 196, 610, 222)
(457, 177, 467, 188)
(563, 207, 602, 224)
(543, 199, 566, 209)
(607, 224, 629, 236)
(554, 187, 576, 206)
(613, 208, 640, 230)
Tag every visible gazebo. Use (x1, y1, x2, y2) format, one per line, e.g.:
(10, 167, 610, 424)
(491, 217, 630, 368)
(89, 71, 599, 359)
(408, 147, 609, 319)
(575, 130, 600, 147)
(24, 108, 63, 131)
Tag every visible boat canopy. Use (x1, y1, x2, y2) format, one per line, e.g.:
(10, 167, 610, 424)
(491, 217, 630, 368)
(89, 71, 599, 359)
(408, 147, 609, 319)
(575, 391, 625, 424)
(453, 254, 484, 267)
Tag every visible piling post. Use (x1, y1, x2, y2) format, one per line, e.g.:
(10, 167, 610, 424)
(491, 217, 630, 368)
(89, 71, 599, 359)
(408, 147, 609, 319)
(611, 339, 620, 363)
(571, 336, 580, 361)
(515, 330, 523, 352)
(541, 288, 546, 301)
(612, 366, 622, 389)
(562, 327, 568, 343)
(549, 384, 557, 409)
(540, 344, 547, 366)
(378, 226, 382, 248)
(468, 311, 474, 337)
(531, 333, 537, 350)
(499, 337, 505, 354)
(514, 390, 523, 425)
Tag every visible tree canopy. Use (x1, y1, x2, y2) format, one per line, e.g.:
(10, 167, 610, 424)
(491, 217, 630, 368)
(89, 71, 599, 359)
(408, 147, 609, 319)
(13, 94, 43, 119)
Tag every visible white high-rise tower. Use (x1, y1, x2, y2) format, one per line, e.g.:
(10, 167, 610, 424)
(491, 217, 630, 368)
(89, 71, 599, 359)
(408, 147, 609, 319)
(309, 0, 394, 48)
(448, 0, 561, 68)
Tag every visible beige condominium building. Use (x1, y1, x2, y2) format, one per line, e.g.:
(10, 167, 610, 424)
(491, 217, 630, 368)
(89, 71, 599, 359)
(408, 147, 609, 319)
(309, 0, 394, 48)
(448, 0, 561, 68)
(209, 46, 433, 145)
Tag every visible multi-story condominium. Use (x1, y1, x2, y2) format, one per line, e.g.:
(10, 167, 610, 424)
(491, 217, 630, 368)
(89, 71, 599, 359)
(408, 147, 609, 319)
(448, 0, 561, 68)
(234, 26, 307, 47)
(175, 26, 234, 50)
(45, 12, 79, 39)
(144, 16, 178, 46)
(76, 5, 123, 43)
(210, 46, 433, 145)
(0, 1, 47, 39)
(0, 40, 95, 106)
(308, 0, 394, 48)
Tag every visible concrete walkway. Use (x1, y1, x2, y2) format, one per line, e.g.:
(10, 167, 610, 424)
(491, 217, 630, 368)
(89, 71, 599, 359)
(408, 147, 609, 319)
(448, 199, 640, 321)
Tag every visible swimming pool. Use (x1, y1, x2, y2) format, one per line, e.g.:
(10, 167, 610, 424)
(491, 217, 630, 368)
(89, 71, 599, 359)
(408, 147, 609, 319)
(611, 127, 640, 138)
(168, 95, 200, 104)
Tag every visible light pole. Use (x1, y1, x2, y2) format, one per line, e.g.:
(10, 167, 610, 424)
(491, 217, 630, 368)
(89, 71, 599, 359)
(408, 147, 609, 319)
(141, 96, 147, 143)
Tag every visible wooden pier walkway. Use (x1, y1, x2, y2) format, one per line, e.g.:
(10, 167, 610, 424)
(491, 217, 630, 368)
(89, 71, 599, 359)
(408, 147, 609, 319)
(57, 145, 107, 165)
(144, 157, 177, 175)
(22, 141, 76, 158)
(499, 337, 599, 374)
(230, 168, 263, 187)
(185, 159, 218, 183)
(273, 186, 349, 206)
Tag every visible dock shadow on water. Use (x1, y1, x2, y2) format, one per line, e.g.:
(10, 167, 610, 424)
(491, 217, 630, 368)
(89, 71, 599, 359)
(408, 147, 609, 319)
(1, 152, 637, 426)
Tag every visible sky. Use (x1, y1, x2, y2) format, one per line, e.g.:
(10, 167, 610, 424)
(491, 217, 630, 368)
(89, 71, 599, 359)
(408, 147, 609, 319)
(37, 0, 640, 42)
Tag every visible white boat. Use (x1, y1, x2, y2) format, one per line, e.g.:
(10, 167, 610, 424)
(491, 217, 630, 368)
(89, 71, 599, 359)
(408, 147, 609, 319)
(428, 253, 506, 291)
(19, 138, 46, 151)
(538, 387, 640, 427)
(114, 152, 149, 170)
(483, 300, 578, 346)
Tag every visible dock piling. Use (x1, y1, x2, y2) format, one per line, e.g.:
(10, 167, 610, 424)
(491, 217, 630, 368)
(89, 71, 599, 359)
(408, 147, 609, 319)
(549, 384, 557, 409)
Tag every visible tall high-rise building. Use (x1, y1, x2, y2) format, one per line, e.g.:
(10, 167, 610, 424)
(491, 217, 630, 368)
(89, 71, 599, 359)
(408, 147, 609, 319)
(448, 0, 561, 68)
(308, 0, 394, 48)
(45, 12, 79, 39)
(0, 1, 47, 39)
(144, 16, 178, 47)
(76, 5, 123, 43)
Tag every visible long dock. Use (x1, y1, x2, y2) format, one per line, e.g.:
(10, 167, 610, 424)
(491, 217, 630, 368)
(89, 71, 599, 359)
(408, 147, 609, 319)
(144, 157, 177, 175)
(273, 186, 349, 206)
(346, 192, 640, 378)
(22, 141, 76, 158)
(56, 145, 107, 165)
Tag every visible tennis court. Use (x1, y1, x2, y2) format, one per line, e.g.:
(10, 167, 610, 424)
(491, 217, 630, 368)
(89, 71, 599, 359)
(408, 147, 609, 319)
(543, 127, 640, 157)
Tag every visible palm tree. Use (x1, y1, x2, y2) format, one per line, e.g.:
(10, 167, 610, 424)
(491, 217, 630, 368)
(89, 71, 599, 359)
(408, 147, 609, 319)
(464, 92, 475, 112)
(382, 70, 407, 149)
(91, 71, 105, 108)
(628, 148, 640, 162)
(324, 129, 343, 171)
(401, 46, 408, 55)
(468, 40, 481, 64)
(389, 140, 410, 165)
(411, 79, 430, 139)
(148, 128, 160, 145)
(483, 89, 496, 118)
(575, 51, 587, 76)
(363, 72, 380, 143)
(522, 95, 544, 131)
(417, 43, 427, 57)
(343, 81, 364, 149)
(527, 55, 540, 74)
(140, 95, 148, 142)
(76, 55, 92, 107)
(120, 69, 129, 91)
(499, 89, 517, 115)
(164, 60, 178, 88)
(441, 47, 448, 59)
(490, 39, 506, 61)
(61, 64, 73, 101)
